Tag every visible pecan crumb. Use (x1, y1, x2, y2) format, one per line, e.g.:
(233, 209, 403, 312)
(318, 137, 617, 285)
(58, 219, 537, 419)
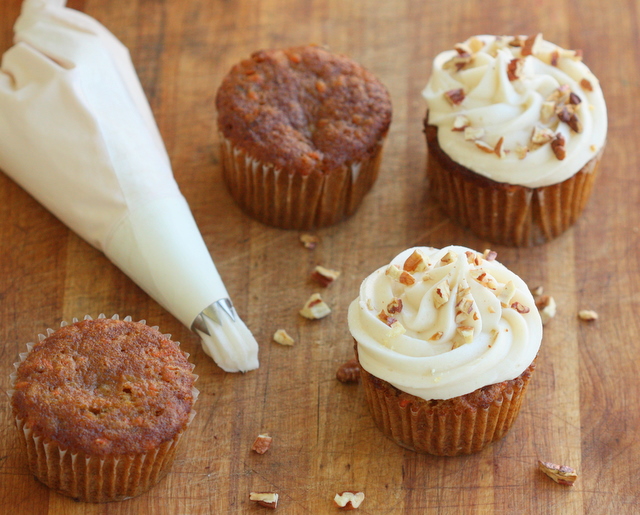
(452, 115, 471, 131)
(336, 358, 360, 384)
(578, 309, 598, 321)
(551, 133, 566, 160)
(387, 298, 403, 314)
(538, 460, 578, 486)
(273, 329, 295, 346)
(433, 279, 451, 308)
(531, 126, 555, 146)
(550, 50, 560, 66)
(251, 434, 273, 454)
(311, 265, 340, 287)
(444, 88, 465, 105)
(429, 331, 443, 341)
(475, 140, 495, 154)
(483, 249, 498, 261)
(580, 78, 594, 91)
(507, 58, 525, 81)
(521, 33, 542, 56)
(464, 126, 486, 141)
(334, 491, 365, 510)
(249, 492, 279, 509)
(300, 233, 319, 249)
(300, 293, 331, 319)
(536, 295, 557, 324)
(403, 250, 428, 272)
(494, 136, 506, 158)
(511, 301, 531, 314)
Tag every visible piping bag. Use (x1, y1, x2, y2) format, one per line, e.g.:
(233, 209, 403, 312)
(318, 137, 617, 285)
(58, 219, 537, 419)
(0, 0, 259, 372)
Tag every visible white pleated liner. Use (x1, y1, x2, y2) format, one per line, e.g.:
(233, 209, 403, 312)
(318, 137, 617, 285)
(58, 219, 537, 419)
(8, 314, 198, 503)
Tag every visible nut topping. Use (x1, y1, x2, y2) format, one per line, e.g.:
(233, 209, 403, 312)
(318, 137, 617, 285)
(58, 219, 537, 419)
(510, 301, 530, 314)
(538, 460, 578, 486)
(386, 298, 403, 314)
(483, 249, 498, 261)
(334, 491, 365, 510)
(336, 358, 361, 384)
(475, 140, 496, 153)
(403, 250, 429, 272)
(535, 295, 557, 324)
(531, 126, 555, 146)
(521, 33, 542, 56)
(494, 136, 506, 158)
(444, 88, 465, 105)
(496, 280, 516, 307)
(273, 329, 295, 346)
(551, 133, 566, 160)
(507, 58, 525, 81)
(433, 279, 451, 308)
(251, 434, 273, 454)
(452, 115, 471, 131)
(386, 264, 416, 284)
(300, 233, 319, 249)
(377, 310, 397, 326)
(249, 492, 279, 509)
(300, 293, 331, 319)
(580, 78, 594, 91)
(578, 309, 598, 321)
(311, 265, 341, 287)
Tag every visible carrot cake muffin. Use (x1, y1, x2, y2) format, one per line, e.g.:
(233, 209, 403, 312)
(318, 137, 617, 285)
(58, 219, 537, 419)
(348, 246, 542, 455)
(216, 44, 392, 230)
(423, 35, 607, 246)
(9, 315, 197, 502)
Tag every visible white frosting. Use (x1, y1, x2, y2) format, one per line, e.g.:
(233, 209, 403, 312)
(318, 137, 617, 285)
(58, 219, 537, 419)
(422, 35, 607, 188)
(348, 246, 542, 400)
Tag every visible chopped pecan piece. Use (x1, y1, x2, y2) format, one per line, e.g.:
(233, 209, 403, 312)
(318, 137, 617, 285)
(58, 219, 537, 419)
(273, 329, 295, 346)
(386, 298, 403, 314)
(429, 331, 443, 341)
(569, 92, 582, 105)
(521, 33, 542, 56)
(496, 281, 516, 307)
(377, 310, 397, 326)
(251, 434, 273, 454)
(540, 101, 556, 124)
(507, 58, 525, 81)
(452, 114, 471, 131)
(300, 233, 319, 249)
(538, 460, 578, 486)
(551, 133, 566, 160)
(334, 491, 365, 510)
(336, 358, 360, 384)
(531, 126, 555, 146)
(514, 144, 529, 160)
(300, 293, 331, 319)
(580, 78, 593, 91)
(550, 49, 560, 66)
(535, 295, 557, 324)
(483, 249, 498, 261)
(433, 279, 451, 308)
(403, 250, 428, 272)
(511, 301, 531, 314)
(444, 88, 465, 105)
(311, 265, 340, 287)
(249, 492, 279, 508)
(578, 309, 598, 321)
(443, 53, 473, 72)
(494, 136, 506, 158)
(475, 140, 495, 153)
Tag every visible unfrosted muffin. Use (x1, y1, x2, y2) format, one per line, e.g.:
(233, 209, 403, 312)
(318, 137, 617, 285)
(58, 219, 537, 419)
(348, 246, 542, 456)
(423, 34, 607, 246)
(9, 315, 197, 502)
(216, 45, 392, 230)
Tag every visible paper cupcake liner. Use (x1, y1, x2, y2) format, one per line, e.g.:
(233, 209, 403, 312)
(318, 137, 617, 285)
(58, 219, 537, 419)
(425, 122, 605, 247)
(8, 314, 199, 503)
(358, 359, 534, 456)
(219, 133, 384, 230)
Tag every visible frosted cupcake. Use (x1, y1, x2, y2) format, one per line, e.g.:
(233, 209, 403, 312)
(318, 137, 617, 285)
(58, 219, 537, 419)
(348, 246, 542, 455)
(9, 315, 198, 502)
(216, 45, 392, 230)
(423, 35, 607, 246)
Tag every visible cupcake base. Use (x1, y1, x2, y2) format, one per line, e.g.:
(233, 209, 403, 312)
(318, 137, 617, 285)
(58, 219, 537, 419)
(359, 356, 536, 456)
(424, 120, 604, 247)
(15, 417, 189, 503)
(219, 134, 384, 230)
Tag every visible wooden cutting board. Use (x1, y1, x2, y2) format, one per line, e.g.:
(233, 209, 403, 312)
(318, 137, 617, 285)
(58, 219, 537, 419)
(0, 0, 638, 513)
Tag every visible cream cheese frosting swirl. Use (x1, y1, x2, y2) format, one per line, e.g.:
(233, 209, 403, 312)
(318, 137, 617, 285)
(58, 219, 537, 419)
(422, 35, 607, 188)
(348, 246, 542, 400)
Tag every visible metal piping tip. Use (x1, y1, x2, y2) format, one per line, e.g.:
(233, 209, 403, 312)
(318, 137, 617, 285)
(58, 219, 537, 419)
(191, 298, 237, 335)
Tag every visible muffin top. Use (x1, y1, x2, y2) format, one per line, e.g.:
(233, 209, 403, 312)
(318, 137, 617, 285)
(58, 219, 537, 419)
(348, 246, 542, 400)
(11, 318, 196, 456)
(216, 45, 392, 176)
(423, 35, 607, 188)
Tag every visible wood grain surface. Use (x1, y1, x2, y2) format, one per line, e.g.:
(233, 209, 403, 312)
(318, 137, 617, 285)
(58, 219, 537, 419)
(1, 0, 639, 513)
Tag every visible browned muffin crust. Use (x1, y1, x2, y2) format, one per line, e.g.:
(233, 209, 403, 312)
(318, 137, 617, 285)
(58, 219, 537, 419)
(216, 45, 392, 175)
(11, 318, 195, 456)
